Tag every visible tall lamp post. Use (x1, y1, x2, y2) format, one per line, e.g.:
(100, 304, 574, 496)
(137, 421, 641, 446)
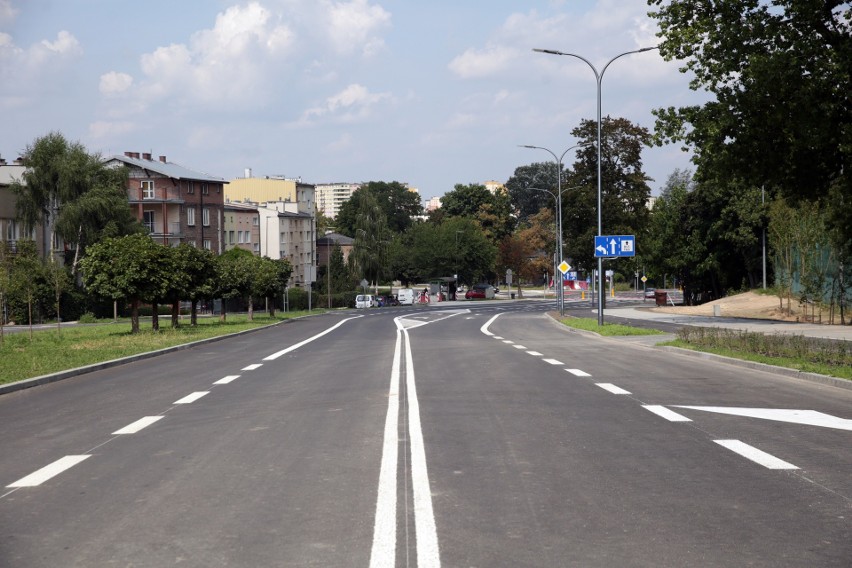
(520, 142, 591, 316)
(533, 46, 658, 325)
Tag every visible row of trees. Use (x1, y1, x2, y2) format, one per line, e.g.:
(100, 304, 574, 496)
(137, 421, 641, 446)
(81, 236, 292, 333)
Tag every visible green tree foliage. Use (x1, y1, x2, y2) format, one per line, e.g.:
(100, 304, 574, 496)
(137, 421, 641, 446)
(563, 117, 653, 271)
(10, 132, 143, 274)
(648, 0, 851, 252)
(439, 183, 515, 242)
(401, 218, 496, 285)
(81, 234, 168, 333)
(335, 181, 423, 237)
(216, 248, 256, 321)
(352, 190, 391, 287)
(505, 162, 560, 224)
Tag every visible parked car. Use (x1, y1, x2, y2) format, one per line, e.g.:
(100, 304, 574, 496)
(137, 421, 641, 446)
(397, 288, 415, 305)
(355, 294, 376, 308)
(644, 287, 656, 299)
(465, 283, 496, 300)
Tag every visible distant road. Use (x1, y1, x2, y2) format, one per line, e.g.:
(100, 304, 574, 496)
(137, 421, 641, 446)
(1, 301, 849, 567)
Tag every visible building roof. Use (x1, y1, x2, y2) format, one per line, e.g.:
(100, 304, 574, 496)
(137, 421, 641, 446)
(107, 154, 226, 183)
(317, 232, 354, 246)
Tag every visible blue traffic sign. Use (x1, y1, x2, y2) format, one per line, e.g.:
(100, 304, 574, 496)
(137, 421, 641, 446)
(594, 235, 635, 258)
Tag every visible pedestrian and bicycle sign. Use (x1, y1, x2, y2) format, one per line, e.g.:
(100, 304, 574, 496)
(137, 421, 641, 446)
(594, 235, 635, 258)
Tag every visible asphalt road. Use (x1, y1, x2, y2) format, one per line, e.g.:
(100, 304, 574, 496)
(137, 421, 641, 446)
(1, 300, 850, 567)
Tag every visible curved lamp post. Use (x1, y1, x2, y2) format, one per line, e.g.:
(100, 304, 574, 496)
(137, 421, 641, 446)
(520, 142, 592, 316)
(533, 46, 658, 325)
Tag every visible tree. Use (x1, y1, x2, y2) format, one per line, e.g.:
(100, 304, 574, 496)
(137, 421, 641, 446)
(81, 234, 169, 333)
(648, 0, 852, 255)
(402, 218, 496, 285)
(352, 190, 391, 288)
(216, 248, 256, 321)
(10, 132, 143, 274)
(505, 162, 560, 224)
(8, 240, 42, 339)
(563, 117, 653, 272)
(439, 183, 515, 242)
(174, 245, 218, 326)
(335, 181, 423, 237)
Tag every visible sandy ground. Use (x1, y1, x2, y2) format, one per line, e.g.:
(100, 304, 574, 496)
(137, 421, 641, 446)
(651, 291, 813, 322)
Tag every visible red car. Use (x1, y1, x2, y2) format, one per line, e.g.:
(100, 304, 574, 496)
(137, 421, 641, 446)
(465, 284, 495, 299)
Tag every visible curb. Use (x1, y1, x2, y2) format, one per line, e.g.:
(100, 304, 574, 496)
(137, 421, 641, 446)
(0, 317, 296, 397)
(545, 312, 852, 392)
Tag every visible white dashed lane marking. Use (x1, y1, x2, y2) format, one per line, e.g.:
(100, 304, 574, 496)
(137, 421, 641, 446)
(7, 455, 92, 488)
(526, 351, 544, 356)
(543, 359, 564, 365)
(596, 383, 631, 395)
(242, 363, 263, 371)
(214, 375, 241, 385)
(174, 392, 209, 405)
(112, 416, 164, 435)
(565, 369, 591, 377)
(715, 440, 798, 470)
(643, 405, 692, 422)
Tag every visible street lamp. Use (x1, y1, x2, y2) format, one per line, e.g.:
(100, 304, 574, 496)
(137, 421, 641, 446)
(519, 142, 591, 316)
(533, 46, 658, 325)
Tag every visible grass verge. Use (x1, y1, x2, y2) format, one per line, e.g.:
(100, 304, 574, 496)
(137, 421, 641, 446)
(0, 312, 320, 385)
(558, 317, 665, 337)
(666, 327, 851, 380)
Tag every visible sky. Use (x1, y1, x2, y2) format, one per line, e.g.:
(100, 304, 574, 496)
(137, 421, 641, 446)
(0, 0, 711, 203)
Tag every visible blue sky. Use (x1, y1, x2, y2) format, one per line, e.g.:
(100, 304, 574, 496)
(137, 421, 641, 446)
(0, 0, 709, 202)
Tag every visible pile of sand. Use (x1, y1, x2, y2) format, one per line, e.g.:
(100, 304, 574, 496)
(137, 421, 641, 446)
(651, 291, 803, 322)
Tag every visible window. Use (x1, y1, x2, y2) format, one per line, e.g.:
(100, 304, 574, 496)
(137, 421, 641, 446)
(202, 208, 210, 227)
(187, 240, 197, 248)
(229, 231, 235, 244)
(187, 207, 196, 226)
(253, 242, 260, 252)
(141, 180, 154, 199)
(203, 239, 211, 250)
(143, 211, 155, 233)
(187, 181, 194, 194)
(202, 183, 209, 195)
(252, 216, 259, 226)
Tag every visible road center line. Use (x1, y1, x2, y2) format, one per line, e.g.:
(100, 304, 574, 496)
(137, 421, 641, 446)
(543, 358, 564, 365)
(7, 455, 92, 488)
(242, 363, 263, 371)
(214, 375, 241, 385)
(565, 369, 591, 377)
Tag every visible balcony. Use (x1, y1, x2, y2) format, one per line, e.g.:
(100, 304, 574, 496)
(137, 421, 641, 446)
(128, 187, 185, 204)
(145, 222, 183, 238)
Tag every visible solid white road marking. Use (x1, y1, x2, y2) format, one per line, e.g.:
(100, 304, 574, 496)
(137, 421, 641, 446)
(596, 383, 631, 395)
(675, 407, 852, 431)
(714, 440, 798, 470)
(174, 391, 209, 405)
(8, 455, 91, 488)
(370, 329, 402, 567)
(242, 363, 263, 371)
(643, 405, 692, 422)
(565, 369, 591, 377)
(480, 313, 502, 335)
(263, 316, 362, 361)
(543, 358, 564, 365)
(214, 375, 241, 384)
(112, 416, 164, 435)
(526, 351, 543, 356)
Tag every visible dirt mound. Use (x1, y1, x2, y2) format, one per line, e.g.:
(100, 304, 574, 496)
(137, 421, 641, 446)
(651, 291, 802, 321)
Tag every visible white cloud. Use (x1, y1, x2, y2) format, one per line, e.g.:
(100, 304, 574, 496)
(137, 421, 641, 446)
(326, 0, 391, 56)
(99, 71, 134, 96)
(88, 120, 136, 139)
(302, 83, 391, 121)
(448, 45, 517, 79)
(0, 0, 17, 25)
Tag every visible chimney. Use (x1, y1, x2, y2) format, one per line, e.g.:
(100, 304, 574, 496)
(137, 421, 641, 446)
(131, 152, 141, 159)
(159, 155, 167, 163)
(245, 167, 252, 178)
(142, 152, 152, 160)
(124, 151, 133, 157)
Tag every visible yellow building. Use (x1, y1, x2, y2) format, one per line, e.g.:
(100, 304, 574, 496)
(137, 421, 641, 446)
(226, 176, 301, 204)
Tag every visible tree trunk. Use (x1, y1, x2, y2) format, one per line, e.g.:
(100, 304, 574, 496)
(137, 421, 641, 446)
(152, 302, 160, 331)
(248, 295, 254, 321)
(131, 298, 140, 333)
(70, 225, 83, 278)
(171, 300, 180, 328)
(191, 299, 198, 326)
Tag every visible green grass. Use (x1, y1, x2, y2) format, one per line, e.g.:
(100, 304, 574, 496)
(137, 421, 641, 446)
(663, 340, 852, 380)
(0, 311, 320, 385)
(558, 317, 665, 336)
(667, 327, 851, 380)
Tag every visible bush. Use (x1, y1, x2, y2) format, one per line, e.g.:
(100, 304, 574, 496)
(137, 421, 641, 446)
(78, 312, 98, 323)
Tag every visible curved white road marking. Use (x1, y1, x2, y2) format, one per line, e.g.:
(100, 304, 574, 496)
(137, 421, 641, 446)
(263, 316, 363, 360)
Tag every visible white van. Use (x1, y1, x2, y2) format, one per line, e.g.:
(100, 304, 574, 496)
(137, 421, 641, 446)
(355, 294, 376, 309)
(397, 288, 415, 305)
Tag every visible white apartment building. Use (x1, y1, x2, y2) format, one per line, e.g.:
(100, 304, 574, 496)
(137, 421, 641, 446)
(257, 197, 316, 288)
(315, 182, 360, 219)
